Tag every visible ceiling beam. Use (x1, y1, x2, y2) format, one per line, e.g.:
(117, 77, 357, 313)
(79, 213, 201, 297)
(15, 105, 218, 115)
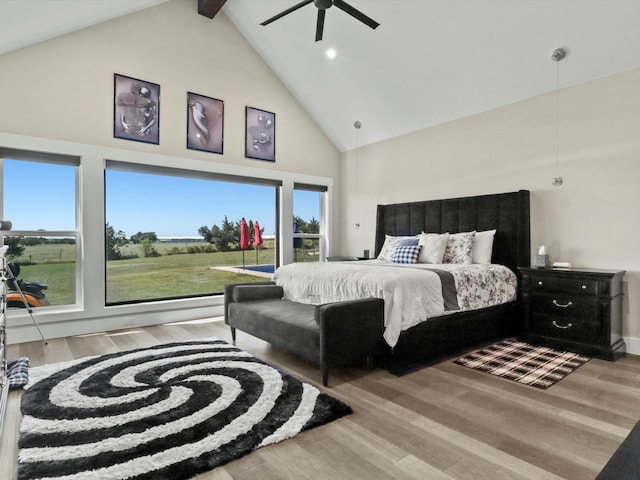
(198, 0, 227, 19)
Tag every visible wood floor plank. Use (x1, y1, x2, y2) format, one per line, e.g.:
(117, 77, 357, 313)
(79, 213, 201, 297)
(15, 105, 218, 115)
(328, 423, 433, 479)
(1, 318, 639, 479)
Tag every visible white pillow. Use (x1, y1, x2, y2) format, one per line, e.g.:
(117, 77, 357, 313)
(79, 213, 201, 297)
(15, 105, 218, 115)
(442, 231, 476, 264)
(472, 229, 496, 264)
(377, 235, 418, 262)
(418, 232, 449, 263)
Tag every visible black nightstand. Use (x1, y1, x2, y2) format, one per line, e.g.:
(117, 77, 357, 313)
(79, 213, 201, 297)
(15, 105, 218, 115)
(519, 267, 626, 361)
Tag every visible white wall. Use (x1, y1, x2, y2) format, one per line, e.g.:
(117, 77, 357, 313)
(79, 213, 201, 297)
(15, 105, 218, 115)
(341, 68, 640, 352)
(3, 0, 638, 353)
(0, 0, 340, 343)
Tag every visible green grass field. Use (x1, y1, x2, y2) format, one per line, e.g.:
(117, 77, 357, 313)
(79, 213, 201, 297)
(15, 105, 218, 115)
(105, 249, 275, 303)
(11, 239, 318, 305)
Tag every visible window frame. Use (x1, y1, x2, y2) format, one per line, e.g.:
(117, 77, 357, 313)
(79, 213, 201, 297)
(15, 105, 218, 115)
(104, 160, 283, 305)
(0, 148, 81, 309)
(0, 133, 335, 344)
(293, 182, 328, 261)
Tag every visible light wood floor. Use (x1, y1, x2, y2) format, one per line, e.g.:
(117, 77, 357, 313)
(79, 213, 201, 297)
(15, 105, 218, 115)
(2, 318, 639, 480)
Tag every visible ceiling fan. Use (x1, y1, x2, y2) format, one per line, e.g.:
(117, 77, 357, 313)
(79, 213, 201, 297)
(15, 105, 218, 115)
(260, 0, 380, 42)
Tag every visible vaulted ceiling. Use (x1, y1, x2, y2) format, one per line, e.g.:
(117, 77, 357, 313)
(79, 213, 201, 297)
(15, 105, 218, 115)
(2, 0, 640, 151)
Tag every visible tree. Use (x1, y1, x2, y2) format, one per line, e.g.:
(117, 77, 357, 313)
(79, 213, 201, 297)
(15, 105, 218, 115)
(220, 216, 237, 251)
(4, 237, 25, 260)
(293, 216, 319, 234)
(198, 215, 237, 252)
(140, 238, 159, 257)
(306, 217, 320, 234)
(21, 237, 46, 246)
(248, 219, 254, 242)
(130, 231, 158, 244)
(106, 223, 128, 260)
(198, 225, 213, 243)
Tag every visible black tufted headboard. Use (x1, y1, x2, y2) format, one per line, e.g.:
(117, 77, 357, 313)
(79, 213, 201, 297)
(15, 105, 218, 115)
(374, 190, 531, 273)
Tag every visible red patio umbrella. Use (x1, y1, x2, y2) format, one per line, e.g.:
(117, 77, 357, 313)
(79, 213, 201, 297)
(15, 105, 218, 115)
(240, 217, 251, 269)
(253, 220, 263, 264)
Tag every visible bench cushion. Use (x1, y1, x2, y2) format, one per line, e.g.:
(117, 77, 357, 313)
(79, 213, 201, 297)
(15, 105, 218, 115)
(228, 299, 321, 362)
(232, 285, 284, 303)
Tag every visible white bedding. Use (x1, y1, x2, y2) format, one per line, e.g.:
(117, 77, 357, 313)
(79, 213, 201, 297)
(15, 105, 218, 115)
(272, 260, 516, 348)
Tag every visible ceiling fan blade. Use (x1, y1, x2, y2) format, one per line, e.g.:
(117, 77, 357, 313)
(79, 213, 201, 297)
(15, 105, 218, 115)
(333, 0, 380, 30)
(260, 0, 313, 26)
(315, 9, 326, 41)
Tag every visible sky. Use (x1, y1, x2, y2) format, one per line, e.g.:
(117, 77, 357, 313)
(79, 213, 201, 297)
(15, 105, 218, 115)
(2, 160, 320, 237)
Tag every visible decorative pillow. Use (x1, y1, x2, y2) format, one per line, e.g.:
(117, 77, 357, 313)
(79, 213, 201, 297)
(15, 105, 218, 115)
(393, 245, 421, 264)
(472, 229, 496, 264)
(377, 235, 418, 262)
(443, 231, 476, 264)
(7, 357, 30, 389)
(398, 238, 419, 247)
(417, 232, 449, 263)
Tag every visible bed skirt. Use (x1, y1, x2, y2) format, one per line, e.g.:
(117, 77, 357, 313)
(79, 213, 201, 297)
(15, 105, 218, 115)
(384, 301, 519, 374)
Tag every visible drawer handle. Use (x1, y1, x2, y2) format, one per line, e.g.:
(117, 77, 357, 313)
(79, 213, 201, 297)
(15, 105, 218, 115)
(552, 320, 573, 330)
(552, 300, 573, 308)
(538, 281, 543, 286)
(582, 285, 587, 290)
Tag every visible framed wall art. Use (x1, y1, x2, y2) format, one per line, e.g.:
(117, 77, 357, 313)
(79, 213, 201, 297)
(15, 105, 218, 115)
(113, 73, 160, 145)
(187, 92, 224, 154)
(245, 106, 275, 162)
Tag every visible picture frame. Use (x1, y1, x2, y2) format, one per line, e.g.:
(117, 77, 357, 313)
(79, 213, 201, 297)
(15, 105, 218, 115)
(187, 92, 224, 155)
(113, 73, 160, 145)
(245, 106, 275, 162)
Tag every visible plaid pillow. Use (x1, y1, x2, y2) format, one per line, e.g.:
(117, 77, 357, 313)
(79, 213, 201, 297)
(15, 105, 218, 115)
(7, 357, 30, 389)
(393, 245, 421, 264)
(377, 235, 418, 262)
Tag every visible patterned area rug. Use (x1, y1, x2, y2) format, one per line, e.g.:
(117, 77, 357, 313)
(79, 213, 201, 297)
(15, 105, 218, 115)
(18, 339, 352, 480)
(454, 338, 590, 389)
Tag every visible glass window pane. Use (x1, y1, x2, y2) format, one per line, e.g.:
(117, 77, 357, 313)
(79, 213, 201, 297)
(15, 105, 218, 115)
(4, 235, 76, 308)
(3, 159, 76, 231)
(293, 190, 321, 230)
(1, 157, 78, 309)
(105, 169, 277, 304)
(293, 189, 322, 263)
(292, 237, 320, 263)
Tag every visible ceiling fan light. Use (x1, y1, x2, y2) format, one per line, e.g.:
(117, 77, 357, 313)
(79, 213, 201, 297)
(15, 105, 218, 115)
(261, 0, 379, 41)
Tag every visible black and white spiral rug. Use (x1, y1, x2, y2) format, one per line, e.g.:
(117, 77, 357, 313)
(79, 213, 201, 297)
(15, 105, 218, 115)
(18, 339, 352, 480)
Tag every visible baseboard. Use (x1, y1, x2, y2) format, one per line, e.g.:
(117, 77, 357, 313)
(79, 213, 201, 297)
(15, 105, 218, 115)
(7, 303, 225, 344)
(623, 336, 640, 356)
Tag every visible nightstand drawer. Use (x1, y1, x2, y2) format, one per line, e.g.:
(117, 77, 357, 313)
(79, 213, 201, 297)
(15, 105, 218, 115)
(530, 275, 598, 295)
(530, 294, 598, 320)
(529, 313, 601, 344)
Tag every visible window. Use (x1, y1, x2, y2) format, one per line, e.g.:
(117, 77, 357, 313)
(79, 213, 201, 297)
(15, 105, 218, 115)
(105, 162, 279, 305)
(0, 150, 79, 308)
(293, 183, 326, 263)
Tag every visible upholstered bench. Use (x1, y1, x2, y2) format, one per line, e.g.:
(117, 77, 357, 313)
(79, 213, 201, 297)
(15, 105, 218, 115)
(224, 282, 385, 386)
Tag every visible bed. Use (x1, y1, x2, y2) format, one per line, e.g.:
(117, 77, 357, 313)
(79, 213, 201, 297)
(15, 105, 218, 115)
(276, 190, 530, 369)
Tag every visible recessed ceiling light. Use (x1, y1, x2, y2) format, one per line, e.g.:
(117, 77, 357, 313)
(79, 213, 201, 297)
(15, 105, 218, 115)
(326, 48, 336, 59)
